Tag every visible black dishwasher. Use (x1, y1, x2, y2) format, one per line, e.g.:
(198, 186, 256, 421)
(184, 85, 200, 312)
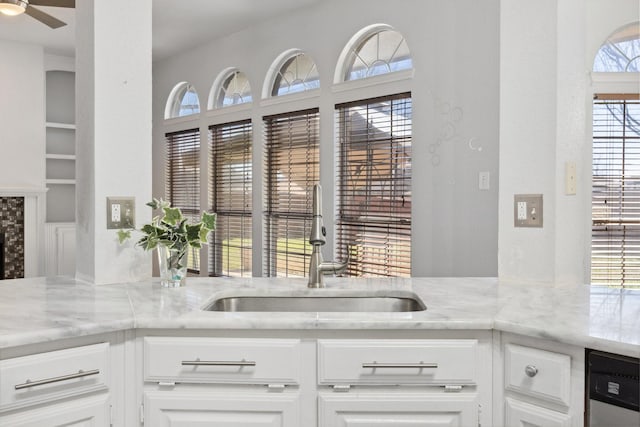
(586, 349, 639, 427)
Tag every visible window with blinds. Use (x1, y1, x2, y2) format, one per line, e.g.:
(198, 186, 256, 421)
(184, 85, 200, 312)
(264, 109, 319, 277)
(592, 94, 640, 287)
(336, 93, 412, 277)
(165, 128, 201, 272)
(209, 120, 253, 277)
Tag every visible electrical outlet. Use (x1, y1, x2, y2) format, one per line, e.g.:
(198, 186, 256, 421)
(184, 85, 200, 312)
(514, 194, 543, 227)
(106, 197, 135, 229)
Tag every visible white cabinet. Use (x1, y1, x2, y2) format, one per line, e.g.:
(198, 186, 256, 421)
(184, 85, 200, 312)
(317, 339, 481, 427)
(505, 397, 571, 427)
(140, 335, 490, 427)
(0, 342, 111, 426)
(145, 391, 300, 426)
(498, 335, 584, 427)
(142, 337, 303, 427)
(0, 394, 110, 427)
(319, 392, 478, 427)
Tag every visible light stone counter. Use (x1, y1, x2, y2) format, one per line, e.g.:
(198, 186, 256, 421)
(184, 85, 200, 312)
(0, 276, 638, 357)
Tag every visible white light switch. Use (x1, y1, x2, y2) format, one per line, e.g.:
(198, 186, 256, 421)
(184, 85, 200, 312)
(479, 171, 490, 190)
(565, 162, 576, 195)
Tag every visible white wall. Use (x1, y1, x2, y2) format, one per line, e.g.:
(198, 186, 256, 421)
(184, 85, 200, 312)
(152, 0, 500, 277)
(499, 0, 639, 286)
(0, 41, 45, 189)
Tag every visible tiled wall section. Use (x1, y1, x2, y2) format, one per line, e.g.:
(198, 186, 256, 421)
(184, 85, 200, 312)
(0, 197, 24, 279)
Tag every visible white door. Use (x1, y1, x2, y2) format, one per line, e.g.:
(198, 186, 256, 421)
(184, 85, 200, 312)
(145, 391, 300, 426)
(505, 398, 571, 427)
(0, 394, 109, 427)
(319, 392, 478, 427)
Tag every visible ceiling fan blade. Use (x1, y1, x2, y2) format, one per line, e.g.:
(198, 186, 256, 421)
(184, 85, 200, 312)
(24, 6, 66, 29)
(29, 0, 75, 8)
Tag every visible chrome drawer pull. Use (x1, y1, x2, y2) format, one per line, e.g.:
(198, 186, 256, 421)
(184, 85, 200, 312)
(181, 360, 256, 367)
(362, 362, 438, 369)
(525, 365, 538, 377)
(15, 369, 100, 390)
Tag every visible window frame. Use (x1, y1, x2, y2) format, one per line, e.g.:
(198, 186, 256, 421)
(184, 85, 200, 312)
(263, 108, 320, 277)
(335, 92, 412, 278)
(209, 119, 253, 277)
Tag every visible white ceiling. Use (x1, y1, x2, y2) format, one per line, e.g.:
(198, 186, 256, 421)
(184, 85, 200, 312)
(0, 0, 320, 60)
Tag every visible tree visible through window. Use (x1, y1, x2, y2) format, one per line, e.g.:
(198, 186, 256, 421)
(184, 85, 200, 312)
(336, 93, 412, 277)
(592, 95, 640, 287)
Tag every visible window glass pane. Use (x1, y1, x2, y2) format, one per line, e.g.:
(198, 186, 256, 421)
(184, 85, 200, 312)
(166, 128, 201, 272)
(217, 71, 252, 107)
(593, 22, 640, 72)
(264, 109, 319, 277)
(170, 84, 200, 117)
(209, 120, 253, 277)
(592, 96, 640, 287)
(336, 94, 412, 277)
(346, 30, 412, 81)
(272, 53, 320, 96)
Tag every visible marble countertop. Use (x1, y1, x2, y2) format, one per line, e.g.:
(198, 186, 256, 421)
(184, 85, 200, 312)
(0, 276, 638, 357)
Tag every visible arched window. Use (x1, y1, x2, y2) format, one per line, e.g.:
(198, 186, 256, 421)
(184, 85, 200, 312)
(211, 69, 252, 108)
(338, 25, 412, 82)
(593, 21, 640, 72)
(267, 51, 320, 97)
(165, 82, 200, 119)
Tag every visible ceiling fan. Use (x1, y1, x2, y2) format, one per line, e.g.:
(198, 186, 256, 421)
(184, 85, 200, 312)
(0, 0, 74, 29)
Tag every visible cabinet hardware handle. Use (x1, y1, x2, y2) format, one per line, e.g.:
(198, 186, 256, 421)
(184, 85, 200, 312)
(525, 365, 538, 377)
(15, 369, 100, 390)
(362, 362, 438, 369)
(181, 360, 256, 367)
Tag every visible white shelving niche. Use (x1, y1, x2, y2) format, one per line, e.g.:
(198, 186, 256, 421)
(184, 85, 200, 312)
(45, 69, 76, 276)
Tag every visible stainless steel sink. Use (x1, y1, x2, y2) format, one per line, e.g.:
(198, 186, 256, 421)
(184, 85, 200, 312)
(202, 292, 426, 312)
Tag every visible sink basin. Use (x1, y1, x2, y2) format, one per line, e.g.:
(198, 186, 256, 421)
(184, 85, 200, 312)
(202, 292, 426, 312)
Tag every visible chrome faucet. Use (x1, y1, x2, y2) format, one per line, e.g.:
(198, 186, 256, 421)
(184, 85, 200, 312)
(308, 184, 349, 288)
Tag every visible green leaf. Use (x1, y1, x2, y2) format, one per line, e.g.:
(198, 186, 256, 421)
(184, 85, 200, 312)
(162, 206, 183, 226)
(186, 223, 201, 243)
(117, 229, 131, 244)
(201, 211, 216, 231)
(146, 199, 160, 210)
(198, 226, 211, 243)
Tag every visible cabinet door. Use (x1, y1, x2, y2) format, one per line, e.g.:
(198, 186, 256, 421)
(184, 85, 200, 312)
(145, 391, 300, 426)
(505, 398, 571, 427)
(0, 394, 109, 427)
(319, 392, 478, 427)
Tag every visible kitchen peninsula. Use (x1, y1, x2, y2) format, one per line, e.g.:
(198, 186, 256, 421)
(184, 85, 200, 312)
(0, 277, 638, 426)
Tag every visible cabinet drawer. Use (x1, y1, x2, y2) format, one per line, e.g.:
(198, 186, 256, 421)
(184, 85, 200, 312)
(144, 337, 301, 385)
(318, 339, 478, 385)
(504, 344, 571, 406)
(0, 342, 109, 411)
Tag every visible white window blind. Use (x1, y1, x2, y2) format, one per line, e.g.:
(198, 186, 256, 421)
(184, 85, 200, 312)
(209, 120, 253, 277)
(165, 128, 201, 272)
(592, 94, 640, 287)
(336, 93, 412, 277)
(263, 109, 319, 277)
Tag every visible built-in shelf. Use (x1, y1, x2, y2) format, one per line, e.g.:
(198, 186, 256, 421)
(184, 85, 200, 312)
(46, 179, 76, 185)
(46, 154, 76, 160)
(46, 122, 76, 130)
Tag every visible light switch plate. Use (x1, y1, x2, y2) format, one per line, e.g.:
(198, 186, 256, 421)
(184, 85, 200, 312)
(106, 197, 135, 229)
(514, 194, 543, 227)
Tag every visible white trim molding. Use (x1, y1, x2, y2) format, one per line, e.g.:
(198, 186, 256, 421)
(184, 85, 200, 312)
(0, 187, 48, 277)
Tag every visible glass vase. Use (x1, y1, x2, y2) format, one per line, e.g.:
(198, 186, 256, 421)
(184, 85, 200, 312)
(157, 244, 187, 288)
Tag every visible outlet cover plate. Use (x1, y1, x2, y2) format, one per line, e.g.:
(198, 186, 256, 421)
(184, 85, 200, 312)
(106, 197, 135, 229)
(514, 194, 543, 228)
